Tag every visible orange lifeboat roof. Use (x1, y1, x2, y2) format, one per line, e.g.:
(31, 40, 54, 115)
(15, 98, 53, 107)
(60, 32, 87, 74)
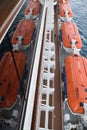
(11, 20, 35, 45)
(65, 55, 87, 114)
(58, 0, 68, 4)
(0, 52, 26, 108)
(59, 3, 73, 17)
(61, 22, 82, 48)
(24, 1, 40, 16)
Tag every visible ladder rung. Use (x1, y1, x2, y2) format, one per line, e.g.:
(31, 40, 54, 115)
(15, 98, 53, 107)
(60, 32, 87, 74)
(40, 105, 54, 111)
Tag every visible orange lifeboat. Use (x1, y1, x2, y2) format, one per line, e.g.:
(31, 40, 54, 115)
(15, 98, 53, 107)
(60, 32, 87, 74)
(11, 19, 35, 50)
(61, 22, 82, 53)
(0, 52, 26, 109)
(59, 3, 73, 21)
(58, 0, 68, 4)
(65, 55, 87, 114)
(24, 0, 40, 19)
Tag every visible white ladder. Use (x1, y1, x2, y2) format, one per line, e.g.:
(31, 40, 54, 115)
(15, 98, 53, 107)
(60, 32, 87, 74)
(36, 1, 56, 130)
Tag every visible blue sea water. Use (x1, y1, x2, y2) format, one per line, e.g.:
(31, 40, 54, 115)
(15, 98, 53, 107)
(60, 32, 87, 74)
(69, 0, 87, 57)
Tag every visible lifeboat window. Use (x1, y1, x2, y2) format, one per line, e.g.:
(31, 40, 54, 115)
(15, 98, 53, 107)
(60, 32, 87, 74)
(0, 96, 5, 102)
(85, 88, 87, 92)
(16, 36, 23, 41)
(75, 41, 78, 44)
(80, 102, 83, 107)
(0, 82, 2, 86)
(76, 88, 79, 99)
(16, 37, 19, 40)
(85, 98, 87, 100)
(70, 42, 72, 44)
(7, 83, 11, 94)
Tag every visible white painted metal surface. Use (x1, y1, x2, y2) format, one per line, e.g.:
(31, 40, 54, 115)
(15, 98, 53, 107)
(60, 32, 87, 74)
(35, 1, 57, 130)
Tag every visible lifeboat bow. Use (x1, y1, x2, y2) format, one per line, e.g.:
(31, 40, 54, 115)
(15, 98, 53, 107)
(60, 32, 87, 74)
(24, 0, 40, 19)
(59, 3, 73, 22)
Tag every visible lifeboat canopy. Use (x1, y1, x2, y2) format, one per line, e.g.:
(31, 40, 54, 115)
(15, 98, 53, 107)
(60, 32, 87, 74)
(0, 52, 26, 109)
(11, 19, 35, 50)
(65, 55, 87, 114)
(61, 22, 82, 53)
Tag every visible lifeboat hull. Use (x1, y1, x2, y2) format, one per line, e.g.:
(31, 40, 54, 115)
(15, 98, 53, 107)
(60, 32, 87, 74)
(0, 52, 26, 109)
(58, 0, 68, 4)
(24, 1, 40, 19)
(11, 20, 35, 49)
(65, 55, 87, 114)
(59, 4, 73, 21)
(61, 22, 82, 53)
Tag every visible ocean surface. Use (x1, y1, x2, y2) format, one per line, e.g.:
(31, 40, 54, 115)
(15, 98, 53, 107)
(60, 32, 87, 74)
(69, 0, 87, 57)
